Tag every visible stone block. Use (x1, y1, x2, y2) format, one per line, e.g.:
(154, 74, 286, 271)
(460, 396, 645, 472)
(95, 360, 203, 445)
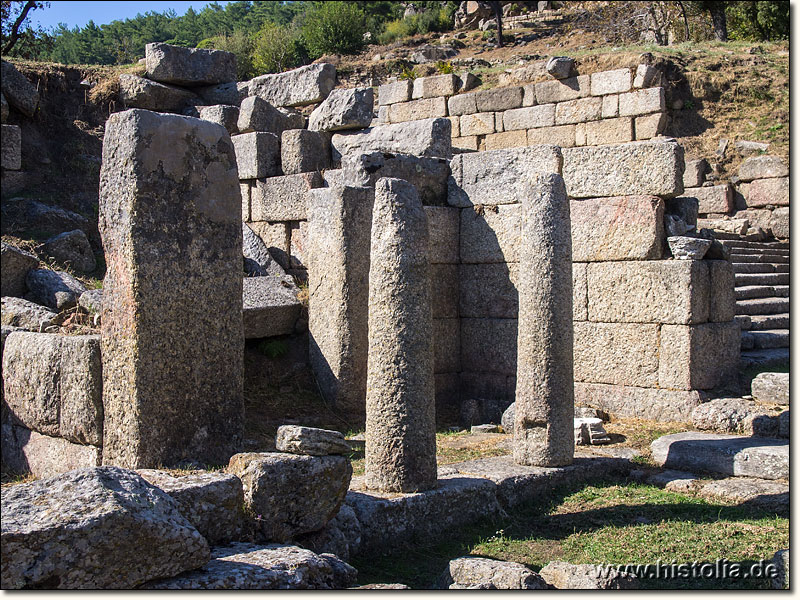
(99, 109, 243, 468)
(289, 220, 307, 268)
(573, 262, 587, 320)
(448, 115, 460, 136)
(434, 372, 461, 427)
(459, 112, 496, 136)
(248, 221, 290, 264)
(459, 263, 518, 318)
(331, 118, 452, 161)
(425, 206, 460, 263)
(1, 424, 101, 479)
(770, 207, 789, 239)
(707, 260, 735, 322)
(43, 229, 96, 274)
(237, 96, 294, 135)
(447, 92, 478, 116)
(1, 242, 37, 297)
(459, 203, 521, 263)
(448, 145, 562, 207)
(452, 135, 478, 151)
(1, 124, 21, 170)
(570, 195, 664, 261)
(745, 177, 788, 207)
(145, 42, 235, 86)
(574, 321, 659, 387)
(659, 322, 740, 390)
(546, 56, 575, 80)
(633, 64, 662, 88)
(25, 268, 86, 311)
(242, 276, 301, 339)
(502, 104, 555, 131)
(461, 318, 517, 375)
(412, 74, 460, 99)
(387, 96, 447, 123)
(0, 297, 57, 332)
(474, 86, 524, 111)
(443, 557, 547, 589)
(118, 74, 199, 112)
(583, 117, 633, 145)
(534, 75, 590, 104)
(198, 104, 239, 134)
(683, 158, 708, 188)
(634, 112, 667, 139)
(232, 132, 280, 179)
(601, 94, 619, 118)
(540, 562, 638, 590)
(751, 372, 788, 405)
(618, 87, 665, 116)
(683, 184, 733, 214)
(562, 140, 684, 198)
(460, 372, 515, 404)
(434, 318, 461, 373)
(340, 152, 449, 205)
(251, 172, 324, 221)
(309, 87, 374, 132)
(587, 260, 709, 324)
(280, 129, 330, 175)
(575, 383, 702, 422)
(196, 81, 246, 106)
(485, 130, 528, 150)
(590, 68, 632, 96)
(738, 155, 788, 182)
(378, 80, 412, 105)
(246, 63, 336, 108)
(430, 264, 459, 319)
(1, 60, 39, 117)
(555, 97, 602, 125)
(243, 222, 284, 276)
(527, 124, 576, 147)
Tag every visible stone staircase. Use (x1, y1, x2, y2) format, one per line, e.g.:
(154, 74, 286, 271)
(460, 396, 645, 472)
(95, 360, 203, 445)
(723, 240, 790, 365)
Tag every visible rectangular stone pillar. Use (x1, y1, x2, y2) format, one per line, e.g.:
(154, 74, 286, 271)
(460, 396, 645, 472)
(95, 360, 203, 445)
(365, 178, 437, 492)
(99, 109, 243, 468)
(307, 185, 374, 417)
(514, 174, 574, 467)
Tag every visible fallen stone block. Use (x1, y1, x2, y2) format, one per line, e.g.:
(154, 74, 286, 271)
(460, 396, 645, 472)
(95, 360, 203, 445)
(276, 425, 351, 456)
(683, 158, 708, 188)
(645, 469, 698, 493)
(546, 56, 575, 79)
(228, 452, 351, 542)
(118, 73, 198, 112)
(25, 268, 87, 311)
(771, 549, 789, 590)
(247, 63, 336, 108)
(738, 155, 788, 182)
(280, 129, 330, 175)
(1, 60, 39, 117)
(574, 417, 610, 445)
(237, 96, 294, 135)
(1, 242, 38, 298)
(231, 132, 280, 179)
(0, 297, 57, 331)
(146, 42, 235, 86)
(0, 197, 89, 239)
(198, 104, 239, 135)
(633, 63, 662, 88)
(251, 172, 323, 221)
(42, 229, 96, 274)
(146, 543, 357, 589)
(242, 275, 301, 339)
(331, 118, 452, 161)
(539, 562, 638, 589)
(1, 124, 21, 170)
(751, 372, 788, 405)
(137, 470, 244, 546)
(196, 81, 247, 106)
(692, 398, 782, 435)
(1, 424, 101, 478)
(650, 432, 788, 479)
(667, 235, 711, 260)
(440, 557, 548, 589)
(0, 466, 209, 589)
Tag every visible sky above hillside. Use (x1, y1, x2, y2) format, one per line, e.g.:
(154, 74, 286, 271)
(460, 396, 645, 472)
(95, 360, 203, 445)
(30, 1, 233, 30)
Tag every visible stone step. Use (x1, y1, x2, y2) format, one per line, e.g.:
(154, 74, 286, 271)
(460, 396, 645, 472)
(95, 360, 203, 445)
(736, 297, 790, 315)
(749, 314, 789, 331)
(650, 432, 788, 480)
(750, 329, 789, 350)
(740, 348, 790, 371)
(735, 285, 784, 300)
(732, 263, 776, 274)
(723, 240, 790, 250)
(735, 315, 751, 330)
(729, 252, 790, 264)
(774, 264, 790, 273)
(734, 272, 789, 286)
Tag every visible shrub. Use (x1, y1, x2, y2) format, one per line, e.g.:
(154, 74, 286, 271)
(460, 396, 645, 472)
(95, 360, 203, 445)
(302, 1, 367, 58)
(435, 61, 454, 74)
(376, 6, 454, 45)
(252, 21, 304, 74)
(198, 30, 255, 80)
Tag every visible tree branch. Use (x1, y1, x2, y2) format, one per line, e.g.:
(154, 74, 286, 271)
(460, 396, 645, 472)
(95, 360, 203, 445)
(3, 0, 37, 55)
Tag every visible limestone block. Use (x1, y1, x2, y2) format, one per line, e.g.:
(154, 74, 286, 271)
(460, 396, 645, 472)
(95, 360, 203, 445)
(534, 75, 590, 104)
(331, 118, 452, 161)
(145, 42, 235, 86)
(601, 94, 619, 118)
(683, 158, 708, 188)
(485, 130, 528, 150)
(247, 63, 336, 107)
(1, 242, 37, 298)
(459, 203, 521, 263)
(527, 124, 576, 147)
(745, 177, 788, 207)
(573, 262, 587, 320)
(99, 109, 243, 468)
(570, 195, 664, 261)
(583, 117, 633, 145)
(1, 424, 101, 478)
(448, 145, 562, 208)
(0, 297, 57, 332)
(307, 186, 373, 414)
(309, 87, 374, 132)
(378, 80, 411, 105)
(474, 86, 524, 111)
(1, 60, 39, 117)
(237, 96, 293, 135)
(199, 104, 239, 134)
(575, 383, 702, 422)
(251, 172, 324, 221)
(280, 129, 331, 175)
(587, 260, 709, 324)
(434, 318, 461, 373)
(460, 112, 496, 136)
(1, 124, 21, 170)
(707, 260, 735, 322)
(618, 87, 665, 116)
(751, 372, 788, 405)
(119, 74, 201, 113)
(590, 68, 632, 96)
(232, 132, 280, 179)
(242, 276, 301, 339)
(425, 206, 460, 263)
(461, 318, 517, 375)
(503, 104, 555, 131)
(555, 96, 602, 125)
(387, 96, 447, 123)
(634, 112, 667, 139)
(574, 321, 659, 387)
(341, 152, 449, 205)
(412, 74, 460, 99)
(738, 155, 788, 182)
(459, 263, 518, 318)
(447, 92, 478, 116)
(562, 140, 684, 198)
(430, 264, 459, 318)
(659, 322, 740, 390)
(452, 135, 478, 151)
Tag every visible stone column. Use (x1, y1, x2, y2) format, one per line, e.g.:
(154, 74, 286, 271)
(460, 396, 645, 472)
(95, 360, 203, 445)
(99, 109, 243, 468)
(513, 173, 574, 467)
(307, 185, 374, 417)
(364, 178, 437, 492)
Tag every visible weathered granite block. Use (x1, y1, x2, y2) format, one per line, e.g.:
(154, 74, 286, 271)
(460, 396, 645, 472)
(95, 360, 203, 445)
(555, 97, 602, 125)
(634, 112, 667, 139)
(502, 104, 556, 131)
(459, 263, 518, 319)
(280, 129, 331, 175)
(590, 68, 632, 96)
(146, 42, 235, 86)
(460, 204, 521, 263)
(242, 276, 301, 339)
(527, 124, 576, 147)
(430, 263, 459, 319)
(574, 321, 660, 387)
(118, 74, 199, 112)
(434, 317, 461, 374)
(1, 59, 39, 117)
(237, 96, 294, 135)
(378, 80, 412, 105)
(485, 130, 528, 150)
(0, 297, 57, 331)
(658, 322, 740, 390)
(575, 383, 701, 422)
(232, 132, 280, 180)
(534, 75, 590, 103)
(340, 153, 450, 206)
(1, 242, 38, 298)
(246, 63, 336, 107)
(448, 92, 478, 116)
(751, 372, 789, 405)
(745, 177, 789, 207)
(474, 86, 524, 111)
(738, 155, 788, 182)
(309, 87, 374, 132)
(412, 74, 460, 99)
(250, 172, 324, 221)
(618, 87, 665, 116)
(387, 96, 447, 123)
(99, 109, 243, 468)
(459, 112, 496, 136)
(461, 318, 518, 375)
(707, 260, 735, 322)
(683, 184, 733, 214)
(573, 262, 588, 321)
(198, 104, 239, 135)
(425, 206, 460, 263)
(331, 118, 452, 161)
(1, 424, 101, 479)
(583, 117, 633, 145)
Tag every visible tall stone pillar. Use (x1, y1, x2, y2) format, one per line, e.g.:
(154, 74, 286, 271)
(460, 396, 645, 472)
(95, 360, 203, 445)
(99, 109, 244, 468)
(513, 173, 574, 467)
(307, 185, 374, 417)
(365, 178, 437, 492)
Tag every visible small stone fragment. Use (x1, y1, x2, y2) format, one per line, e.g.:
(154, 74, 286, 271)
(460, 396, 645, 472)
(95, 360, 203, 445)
(667, 235, 711, 260)
(546, 56, 575, 79)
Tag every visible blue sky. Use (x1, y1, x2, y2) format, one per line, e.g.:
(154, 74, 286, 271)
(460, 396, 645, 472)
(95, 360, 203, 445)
(30, 1, 233, 31)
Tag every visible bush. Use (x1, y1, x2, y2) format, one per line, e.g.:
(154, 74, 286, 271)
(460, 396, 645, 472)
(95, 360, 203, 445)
(727, 1, 789, 41)
(198, 30, 255, 80)
(302, 1, 367, 58)
(376, 7, 454, 45)
(252, 21, 304, 74)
